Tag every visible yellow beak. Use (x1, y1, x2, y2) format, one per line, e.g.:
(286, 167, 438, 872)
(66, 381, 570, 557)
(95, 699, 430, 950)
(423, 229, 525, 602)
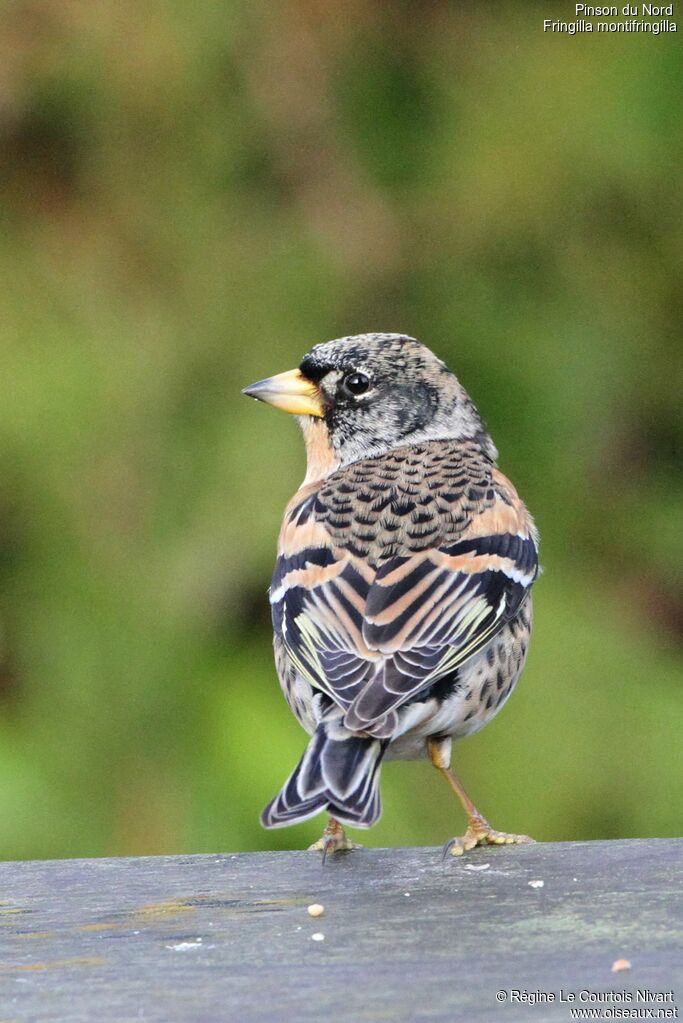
(241, 368, 325, 418)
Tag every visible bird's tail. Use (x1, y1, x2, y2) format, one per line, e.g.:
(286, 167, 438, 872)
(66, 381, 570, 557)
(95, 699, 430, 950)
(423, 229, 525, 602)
(261, 718, 388, 830)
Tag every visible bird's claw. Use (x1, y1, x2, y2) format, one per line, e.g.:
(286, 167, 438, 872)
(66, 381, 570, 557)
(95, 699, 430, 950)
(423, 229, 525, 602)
(308, 819, 362, 864)
(442, 814, 534, 859)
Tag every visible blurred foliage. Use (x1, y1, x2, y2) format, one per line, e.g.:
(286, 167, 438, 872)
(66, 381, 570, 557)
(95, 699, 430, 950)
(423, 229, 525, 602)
(0, 1, 680, 860)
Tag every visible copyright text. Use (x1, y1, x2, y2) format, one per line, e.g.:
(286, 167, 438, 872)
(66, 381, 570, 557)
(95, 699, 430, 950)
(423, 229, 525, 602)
(495, 989, 678, 1018)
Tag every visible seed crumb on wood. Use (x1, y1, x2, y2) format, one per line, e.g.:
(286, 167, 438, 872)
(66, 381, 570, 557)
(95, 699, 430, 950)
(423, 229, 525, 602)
(611, 958, 631, 973)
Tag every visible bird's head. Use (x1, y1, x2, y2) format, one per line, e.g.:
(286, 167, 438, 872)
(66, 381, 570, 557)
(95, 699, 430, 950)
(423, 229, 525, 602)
(242, 333, 496, 481)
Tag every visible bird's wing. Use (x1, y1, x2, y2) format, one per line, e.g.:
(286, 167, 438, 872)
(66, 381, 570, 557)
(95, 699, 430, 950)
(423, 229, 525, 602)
(271, 468, 538, 738)
(343, 528, 537, 733)
(270, 488, 380, 715)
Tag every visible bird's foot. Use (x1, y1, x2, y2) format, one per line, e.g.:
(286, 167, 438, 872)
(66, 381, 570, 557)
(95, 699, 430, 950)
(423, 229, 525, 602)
(443, 813, 534, 858)
(308, 818, 362, 863)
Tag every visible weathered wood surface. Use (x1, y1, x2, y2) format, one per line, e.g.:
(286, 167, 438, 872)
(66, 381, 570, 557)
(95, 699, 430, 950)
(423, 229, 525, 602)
(0, 839, 681, 1022)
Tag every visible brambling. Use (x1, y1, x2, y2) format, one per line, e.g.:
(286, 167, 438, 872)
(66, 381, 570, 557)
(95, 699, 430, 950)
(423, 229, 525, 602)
(243, 334, 539, 857)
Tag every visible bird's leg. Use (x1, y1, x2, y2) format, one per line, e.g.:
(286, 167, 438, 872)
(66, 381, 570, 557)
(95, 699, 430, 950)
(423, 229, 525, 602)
(308, 817, 363, 862)
(428, 738, 534, 857)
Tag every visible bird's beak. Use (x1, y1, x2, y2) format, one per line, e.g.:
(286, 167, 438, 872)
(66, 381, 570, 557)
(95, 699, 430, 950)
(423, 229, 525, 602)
(241, 368, 325, 418)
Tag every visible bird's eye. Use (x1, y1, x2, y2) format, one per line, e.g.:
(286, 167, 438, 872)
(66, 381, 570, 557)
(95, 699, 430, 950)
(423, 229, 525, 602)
(342, 372, 371, 396)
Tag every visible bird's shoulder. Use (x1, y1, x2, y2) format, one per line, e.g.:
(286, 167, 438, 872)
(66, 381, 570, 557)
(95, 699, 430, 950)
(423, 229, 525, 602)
(279, 438, 536, 565)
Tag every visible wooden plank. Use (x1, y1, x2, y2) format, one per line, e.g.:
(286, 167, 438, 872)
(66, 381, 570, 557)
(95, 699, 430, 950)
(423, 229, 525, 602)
(0, 839, 681, 1022)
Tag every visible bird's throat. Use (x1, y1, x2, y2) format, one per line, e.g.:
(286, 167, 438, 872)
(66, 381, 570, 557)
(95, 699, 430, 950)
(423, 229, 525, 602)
(300, 417, 340, 484)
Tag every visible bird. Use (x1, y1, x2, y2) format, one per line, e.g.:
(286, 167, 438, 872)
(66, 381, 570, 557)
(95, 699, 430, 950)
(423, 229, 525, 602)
(242, 333, 539, 858)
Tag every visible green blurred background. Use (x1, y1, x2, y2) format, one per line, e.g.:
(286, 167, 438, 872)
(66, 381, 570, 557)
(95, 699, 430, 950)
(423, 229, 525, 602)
(0, 2, 680, 861)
